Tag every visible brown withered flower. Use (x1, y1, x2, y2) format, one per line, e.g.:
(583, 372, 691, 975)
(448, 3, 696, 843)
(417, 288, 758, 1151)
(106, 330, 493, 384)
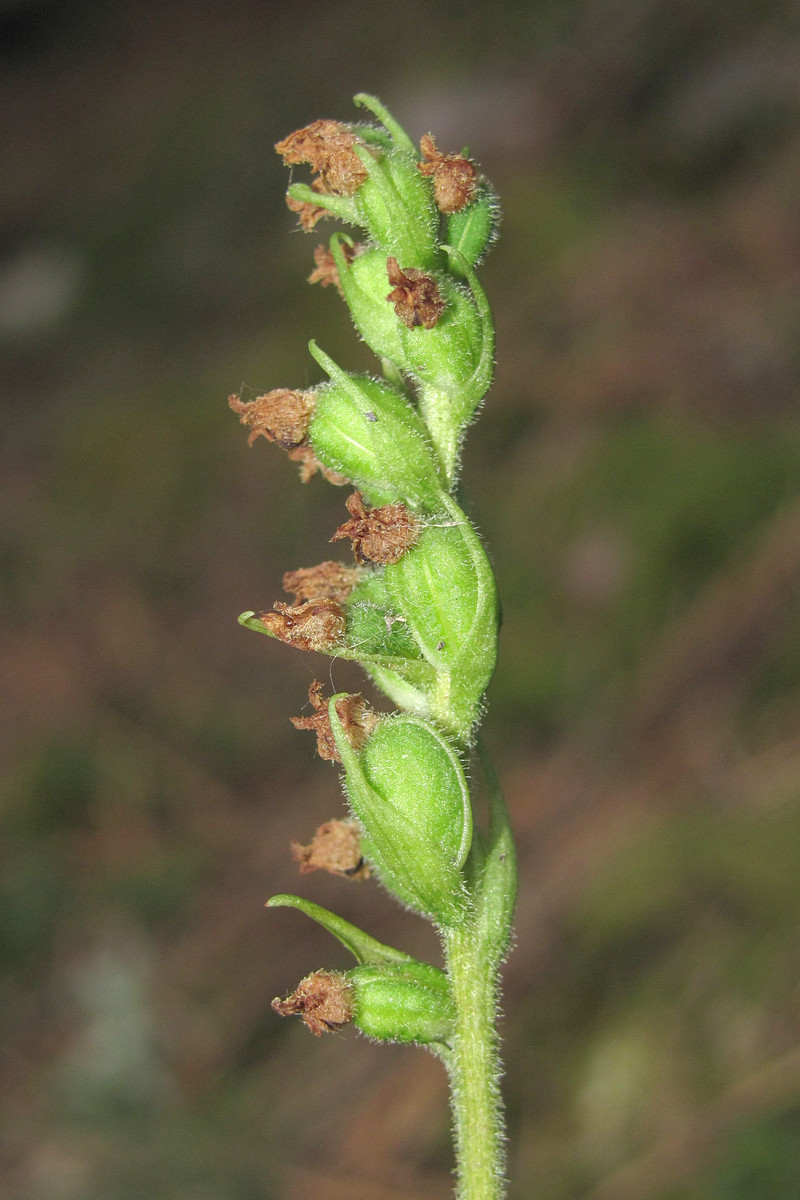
(275, 119, 368, 197)
(417, 133, 477, 214)
(307, 244, 343, 294)
(286, 192, 328, 232)
(282, 561, 362, 605)
(291, 680, 378, 763)
(386, 257, 445, 330)
(228, 390, 347, 486)
(272, 970, 354, 1036)
(286, 444, 349, 486)
(308, 240, 360, 294)
(228, 389, 315, 449)
(291, 817, 370, 880)
(260, 599, 346, 652)
(331, 491, 420, 566)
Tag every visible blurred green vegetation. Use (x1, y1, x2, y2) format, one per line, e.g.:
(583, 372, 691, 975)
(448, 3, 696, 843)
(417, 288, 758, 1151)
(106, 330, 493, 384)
(2, 1, 799, 1198)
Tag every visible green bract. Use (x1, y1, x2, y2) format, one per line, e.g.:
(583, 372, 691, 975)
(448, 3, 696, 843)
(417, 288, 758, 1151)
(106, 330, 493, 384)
(341, 572, 434, 713)
(330, 702, 471, 925)
(266, 894, 414, 966)
(285, 180, 357, 226)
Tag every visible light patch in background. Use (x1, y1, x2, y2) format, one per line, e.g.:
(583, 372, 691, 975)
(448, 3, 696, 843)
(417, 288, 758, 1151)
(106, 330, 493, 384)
(57, 931, 172, 1113)
(577, 1024, 661, 1169)
(0, 245, 85, 340)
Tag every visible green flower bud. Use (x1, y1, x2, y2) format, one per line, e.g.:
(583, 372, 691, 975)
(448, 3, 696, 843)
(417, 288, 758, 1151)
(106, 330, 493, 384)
(330, 703, 472, 925)
(445, 182, 501, 275)
(307, 342, 446, 509)
(267, 900, 453, 1045)
(349, 961, 454, 1046)
(324, 247, 495, 483)
(383, 496, 499, 742)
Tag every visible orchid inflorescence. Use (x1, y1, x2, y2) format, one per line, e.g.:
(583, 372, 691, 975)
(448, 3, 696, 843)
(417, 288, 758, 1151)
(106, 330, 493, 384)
(230, 94, 516, 1200)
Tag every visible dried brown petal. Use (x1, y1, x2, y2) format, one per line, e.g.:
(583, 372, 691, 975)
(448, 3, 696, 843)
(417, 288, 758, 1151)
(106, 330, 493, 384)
(307, 241, 359, 294)
(228, 389, 315, 449)
(272, 970, 354, 1036)
(260, 600, 346, 652)
(291, 680, 378, 761)
(275, 119, 368, 197)
(308, 244, 342, 293)
(291, 818, 370, 880)
(331, 491, 420, 566)
(418, 132, 477, 214)
(275, 120, 349, 174)
(286, 192, 328, 231)
(283, 562, 362, 604)
(386, 257, 445, 330)
(285, 444, 349, 486)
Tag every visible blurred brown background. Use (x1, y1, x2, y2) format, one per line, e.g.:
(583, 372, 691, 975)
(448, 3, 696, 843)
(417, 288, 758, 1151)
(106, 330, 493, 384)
(2, 1, 800, 1197)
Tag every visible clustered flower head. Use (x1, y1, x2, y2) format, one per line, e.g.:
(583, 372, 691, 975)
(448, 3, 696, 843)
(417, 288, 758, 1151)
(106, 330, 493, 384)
(232, 94, 503, 1049)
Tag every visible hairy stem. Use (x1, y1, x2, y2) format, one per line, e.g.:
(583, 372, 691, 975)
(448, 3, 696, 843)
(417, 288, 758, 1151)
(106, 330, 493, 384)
(444, 917, 506, 1200)
(443, 743, 516, 1200)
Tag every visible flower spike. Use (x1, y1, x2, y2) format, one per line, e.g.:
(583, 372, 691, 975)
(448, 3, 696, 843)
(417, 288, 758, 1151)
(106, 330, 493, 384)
(231, 93, 516, 1200)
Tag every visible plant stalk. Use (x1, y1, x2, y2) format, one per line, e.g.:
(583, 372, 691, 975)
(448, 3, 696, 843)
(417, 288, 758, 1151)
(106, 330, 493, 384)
(260, 98, 515, 1198)
(444, 918, 506, 1200)
(443, 741, 516, 1200)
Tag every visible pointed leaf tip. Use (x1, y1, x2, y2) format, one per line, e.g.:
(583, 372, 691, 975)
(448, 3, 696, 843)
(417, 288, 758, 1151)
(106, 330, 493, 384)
(238, 610, 268, 633)
(266, 893, 412, 965)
